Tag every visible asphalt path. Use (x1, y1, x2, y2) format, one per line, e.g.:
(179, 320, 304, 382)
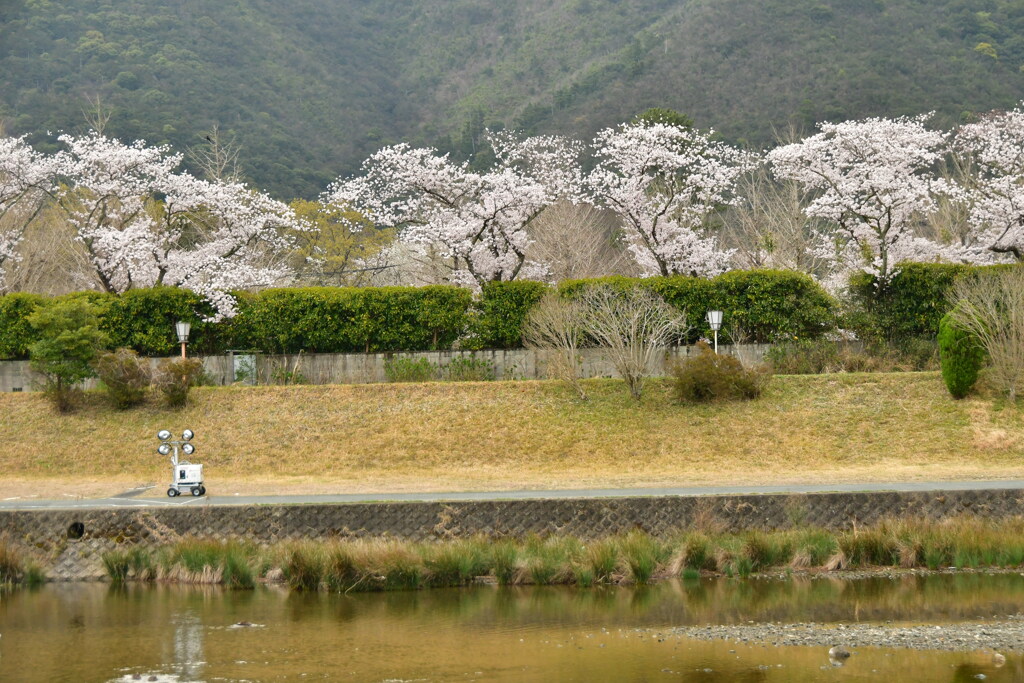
(2, 479, 1024, 511)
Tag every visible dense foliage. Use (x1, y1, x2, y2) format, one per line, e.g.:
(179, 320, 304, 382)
(4, 0, 1024, 197)
(938, 312, 985, 398)
(0, 270, 836, 357)
(847, 263, 1016, 341)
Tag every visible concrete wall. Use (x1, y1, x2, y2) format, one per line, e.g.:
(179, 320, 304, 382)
(0, 343, 773, 392)
(6, 487, 1022, 581)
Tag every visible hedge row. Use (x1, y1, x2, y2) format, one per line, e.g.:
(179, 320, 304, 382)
(559, 269, 836, 343)
(0, 270, 838, 359)
(848, 262, 1019, 341)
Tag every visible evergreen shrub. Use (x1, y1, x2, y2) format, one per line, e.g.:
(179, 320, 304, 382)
(938, 312, 985, 399)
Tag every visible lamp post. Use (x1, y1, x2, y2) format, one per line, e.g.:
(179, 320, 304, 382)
(706, 310, 723, 354)
(175, 321, 191, 359)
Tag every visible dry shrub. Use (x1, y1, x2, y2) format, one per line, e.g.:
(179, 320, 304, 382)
(154, 357, 204, 407)
(672, 342, 770, 403)
(523, 292, 588, 399)
(950, 268, 1024, 400)
(93, 347, 151, 408)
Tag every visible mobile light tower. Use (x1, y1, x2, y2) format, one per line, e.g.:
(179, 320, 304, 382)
(158, 429, 205, 497)
(706, 310, 724, 354)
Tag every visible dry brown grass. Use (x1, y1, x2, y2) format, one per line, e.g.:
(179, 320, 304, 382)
(1, 373, 1023, 498)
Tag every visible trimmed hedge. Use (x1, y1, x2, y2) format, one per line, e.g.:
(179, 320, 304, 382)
(848, 263, 1019, 341)
(560, 270, 837, 343)
(0, 270, 837, 358)
(470, 280, 550, 349)
(231, 286, 474, 353)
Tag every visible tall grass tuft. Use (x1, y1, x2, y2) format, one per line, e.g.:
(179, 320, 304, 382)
(284, 542, 325, 591)
(0, 538, 26, 584)
(490, 539, 519, 586)
(619, 530, 662, 584)
(103, 546, 154, 583)
(586, 538, 619, 583)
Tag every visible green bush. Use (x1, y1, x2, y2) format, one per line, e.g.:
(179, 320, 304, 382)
(154, 357, 205, 407)
(27, 299, 108, 412)
(441, 356, 495, 381)
(384, 357, 437, 382)
(671, 342, 770, 402)
(93, 348, 151, 408)
(938, 312, 985, 399)
(0, 293, 47, 360)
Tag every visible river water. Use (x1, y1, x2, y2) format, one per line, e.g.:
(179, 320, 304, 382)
(2, 573, 1024, 681)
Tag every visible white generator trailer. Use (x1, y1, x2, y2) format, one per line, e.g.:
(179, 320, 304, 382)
(158, 429, 206, 497)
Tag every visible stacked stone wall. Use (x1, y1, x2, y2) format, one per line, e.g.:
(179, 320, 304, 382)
(5, 488, 1021, 581)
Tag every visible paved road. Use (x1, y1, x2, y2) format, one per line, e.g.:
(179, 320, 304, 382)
(2, 479, 1023, 511)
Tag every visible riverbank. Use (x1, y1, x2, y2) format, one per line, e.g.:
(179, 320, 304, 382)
(88, 517, 1024, 591)
(1, 373, 1022, 499)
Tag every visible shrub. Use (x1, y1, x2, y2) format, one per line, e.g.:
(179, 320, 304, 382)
(93, 348, 152, 408)
(441, 356, 494, 381)
(384, 357, 437, 382)
(0, 293, 47, 360)
(766, 338, 939, 375)
(154, 357, 205, 407)
(672, 342, 770, 402)
(938, 313, 985, 399)
(948, 268, 1024, 399)
(27, 299, 108, 412)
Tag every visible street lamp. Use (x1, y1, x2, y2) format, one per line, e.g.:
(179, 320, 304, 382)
(175, 320, 191, 359)
(706, 310, 724, 354)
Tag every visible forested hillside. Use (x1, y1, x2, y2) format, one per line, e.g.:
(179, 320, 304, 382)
(3, 0, 1024, 198)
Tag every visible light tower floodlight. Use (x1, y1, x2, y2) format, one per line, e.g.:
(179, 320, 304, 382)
(156, 429, 205, 498)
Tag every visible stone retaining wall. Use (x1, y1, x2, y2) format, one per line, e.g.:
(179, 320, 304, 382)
(5, 487, 1022, 581)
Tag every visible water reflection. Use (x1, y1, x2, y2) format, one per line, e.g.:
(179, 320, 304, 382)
(1, 574, 1023, 682)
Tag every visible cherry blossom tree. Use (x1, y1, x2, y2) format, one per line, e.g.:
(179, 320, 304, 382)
(768, 115, 956, 288)
(54, 132, 298, 317)
(953, 106, 1024, 261)
(326, 133, 584, 287)
(587, 121, 754, 278)
(0, 136, 64, 290)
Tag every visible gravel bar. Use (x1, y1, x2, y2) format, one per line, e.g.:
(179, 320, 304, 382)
(668, 616, 1024, 652)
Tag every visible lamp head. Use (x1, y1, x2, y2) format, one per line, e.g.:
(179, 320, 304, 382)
(706, 310, 724, 331)
(157, 429, 172, 441)
(175, 320, 192, 344)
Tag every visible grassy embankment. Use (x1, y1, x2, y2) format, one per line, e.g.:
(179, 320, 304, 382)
(0, 372, 1021, 498)
(100, 517, 1024, 591)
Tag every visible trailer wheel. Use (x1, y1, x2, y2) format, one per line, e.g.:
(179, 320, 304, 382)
(167, 488, 179, 497)
(199, 486, 206, 496)
(191, 486, 203, 497)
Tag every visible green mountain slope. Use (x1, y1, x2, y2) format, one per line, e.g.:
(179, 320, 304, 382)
(2, 0, 1024, 198)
